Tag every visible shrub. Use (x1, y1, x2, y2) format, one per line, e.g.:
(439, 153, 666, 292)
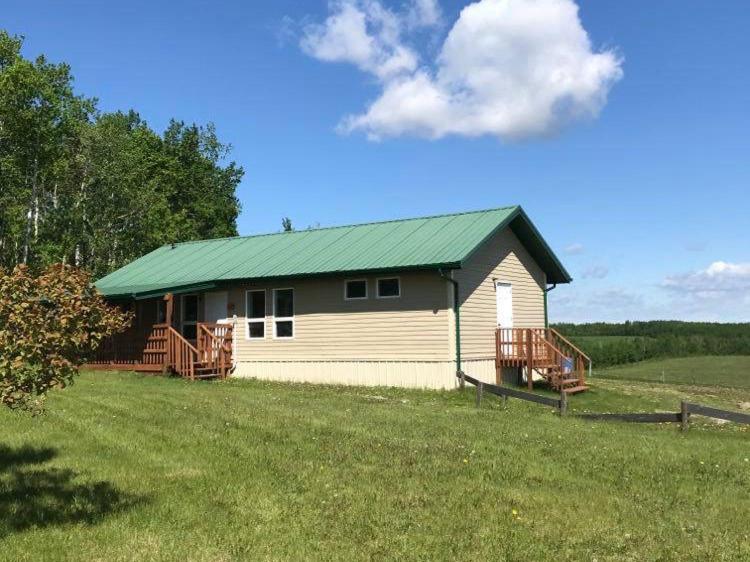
(0, 264, 131, 411)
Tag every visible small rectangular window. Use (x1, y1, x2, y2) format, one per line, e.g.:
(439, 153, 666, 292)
(246, 289, 266, 339)
(273, 288, 294, 338)
(377, 277, 400, 298)
(345, 279, 367, 300)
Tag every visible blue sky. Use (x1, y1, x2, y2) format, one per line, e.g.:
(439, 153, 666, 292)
(4, 0, 749, 322)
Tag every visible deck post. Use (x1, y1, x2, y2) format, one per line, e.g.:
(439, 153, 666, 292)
(164, 293, 174, 372)
(475, 382, 483, 408)
(680, 401, 690, 431)
(495, 329, 502, 385)
(526, 329, 534, 391)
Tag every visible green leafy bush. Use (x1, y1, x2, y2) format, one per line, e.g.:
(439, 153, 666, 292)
(0, 264, 131, 411)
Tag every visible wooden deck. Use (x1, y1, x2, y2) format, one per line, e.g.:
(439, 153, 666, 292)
(495, 328, 592, 393)
(86, 292, 234, 380)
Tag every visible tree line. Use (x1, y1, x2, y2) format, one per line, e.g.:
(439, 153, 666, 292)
(0, 31, 243, 279)
(552, 321, 750, 367)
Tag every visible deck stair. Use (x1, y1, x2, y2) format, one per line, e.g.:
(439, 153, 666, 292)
(495, 327, 591, 393)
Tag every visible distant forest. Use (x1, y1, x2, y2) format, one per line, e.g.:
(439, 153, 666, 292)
(0, 31, 243, 278)
(552, 321, 750, 367)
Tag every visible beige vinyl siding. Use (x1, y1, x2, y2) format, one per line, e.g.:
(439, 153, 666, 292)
(454, 227, 546, 360)
(233, 360, 457, 389)
(228, 271, 451, 362)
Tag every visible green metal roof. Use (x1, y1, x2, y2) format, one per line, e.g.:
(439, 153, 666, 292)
(95, 205, 571, 298)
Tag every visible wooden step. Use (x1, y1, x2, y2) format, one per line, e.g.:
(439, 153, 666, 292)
(559, 378, 581, 386)
(194, 373, 221, 379)
(562, 385, 589, 394)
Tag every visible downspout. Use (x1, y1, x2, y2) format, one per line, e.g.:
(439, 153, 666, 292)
(543, 283, 557, 328)
(439, 269, 461, 373)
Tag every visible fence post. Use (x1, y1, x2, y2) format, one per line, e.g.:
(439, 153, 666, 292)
(476, 382, 483, 408)
(459, 371, 465, 390)
(559, 388, 568, 416)
(680, 401, 689, 431)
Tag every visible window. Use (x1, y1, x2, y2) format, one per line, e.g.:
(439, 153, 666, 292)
(344, 279, 367, 300)
(376, 277, 400, 299)
(273, 288, 294, 338)
(246, 290, 266, 339)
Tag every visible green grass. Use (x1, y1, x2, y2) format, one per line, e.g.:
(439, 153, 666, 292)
(596, 355, 750, 389)
(2, 372, 750, 561)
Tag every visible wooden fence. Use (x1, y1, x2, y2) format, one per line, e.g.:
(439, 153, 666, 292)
(457, 371, 750, 430)
(579, 402, 750, 430)
(458, 371, 568, 414)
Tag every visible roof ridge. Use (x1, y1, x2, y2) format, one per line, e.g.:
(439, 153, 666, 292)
(167, 205, 520, 247)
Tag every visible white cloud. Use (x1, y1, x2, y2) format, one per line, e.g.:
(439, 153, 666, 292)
(582, 264, 608, 279)
(549, 287, 647, 323)
(663, 261, 750, 296)
(301, 0, 623, 140)
(564, 242, 584, 255)
(300, 1, 421, 81)
(407, 0, 442, 27)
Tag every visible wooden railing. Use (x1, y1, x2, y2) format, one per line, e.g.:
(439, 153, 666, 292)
(89, 320, 234, 380)
(167, 326, 199, 380)
(89, 323, 169, 370)
(495, 328, 592, 390)
(197, 323, 233, 380)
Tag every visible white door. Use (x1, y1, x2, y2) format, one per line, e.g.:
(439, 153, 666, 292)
(204, 291, 228, 323)
(495, 282, 513, 328)
(496, 282, 513, 358)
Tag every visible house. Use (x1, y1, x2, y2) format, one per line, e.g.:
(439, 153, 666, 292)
(90, 206, 590, 392)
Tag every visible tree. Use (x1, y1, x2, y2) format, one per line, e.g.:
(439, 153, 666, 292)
(0, 30, 94, 269)
(281, 217, 293, 232)
(0, 30, 244, 278)
(0, 264, 131, 412)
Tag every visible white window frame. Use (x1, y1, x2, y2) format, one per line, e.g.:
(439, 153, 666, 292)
(272, 287, 295, 339)
(376, 276, 401, 299)
(344, 278, 368, 301)
(245, 289, 266, 341)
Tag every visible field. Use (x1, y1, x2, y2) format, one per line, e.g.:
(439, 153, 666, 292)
(595, 355, 750, 389)
(2, 371, 750, 561)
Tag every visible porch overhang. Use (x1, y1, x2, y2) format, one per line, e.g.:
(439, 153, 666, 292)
(100, 282, 218, 301)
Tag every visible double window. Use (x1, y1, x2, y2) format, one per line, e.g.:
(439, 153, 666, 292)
(245, 288, 296, 339)
(344, 277, 401, 300)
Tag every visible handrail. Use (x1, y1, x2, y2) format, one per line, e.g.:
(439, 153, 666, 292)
(548, 328, 591, 363)
(197, 323, 233, 379)
(530, 330, 567, 361)
(168, 327, 199, 354)
(167, 326, 199, 380)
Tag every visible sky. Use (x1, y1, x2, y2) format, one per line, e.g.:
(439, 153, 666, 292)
(4, 0, 749, 323)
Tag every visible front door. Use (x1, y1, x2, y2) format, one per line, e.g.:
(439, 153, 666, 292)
(496, 281, 513, 359)
(495, 282, 513, 328)
(181, 294, 199, 340)
(204, 291, 228, 323)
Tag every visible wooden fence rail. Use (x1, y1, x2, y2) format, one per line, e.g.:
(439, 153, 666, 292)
(458, 371, 750, 430)
(576, 402, 750, 429)
(458, 371, 567, 414)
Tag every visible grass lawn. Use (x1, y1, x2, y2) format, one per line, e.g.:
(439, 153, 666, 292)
(595, 355, 750, 389)
(1, 371, 750, 561)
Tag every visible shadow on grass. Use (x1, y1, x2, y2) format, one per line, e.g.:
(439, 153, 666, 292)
(0, 444, 145, 537)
